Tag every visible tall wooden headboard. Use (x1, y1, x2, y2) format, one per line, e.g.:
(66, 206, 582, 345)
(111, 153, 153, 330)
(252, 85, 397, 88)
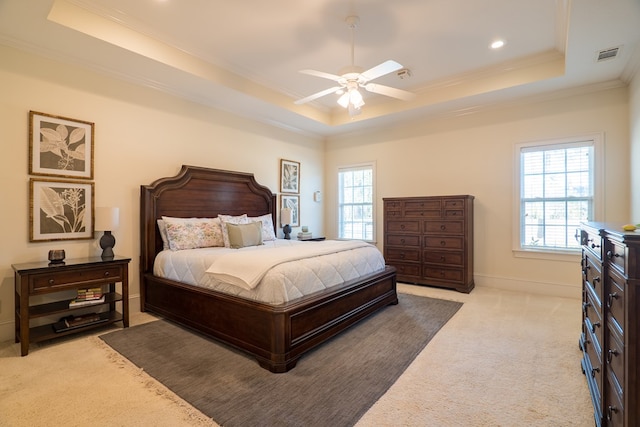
(140, 165, 277, 278)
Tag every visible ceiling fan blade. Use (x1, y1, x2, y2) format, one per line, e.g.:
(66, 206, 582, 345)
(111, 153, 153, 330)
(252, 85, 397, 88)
(364, 83, 416, 101)
(359, 60, 404, 82)
(299, 69, 343, 82)
(294, 86, 343, 105)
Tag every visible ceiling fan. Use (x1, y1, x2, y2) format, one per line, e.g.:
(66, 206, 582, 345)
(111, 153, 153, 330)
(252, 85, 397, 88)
(294, 15, 416, 116)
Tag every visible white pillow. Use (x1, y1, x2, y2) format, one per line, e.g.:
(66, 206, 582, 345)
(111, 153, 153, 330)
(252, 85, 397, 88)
(248, 213, 276, 241)
(161, 216, 224, 250)
(218, 214, 249, 248)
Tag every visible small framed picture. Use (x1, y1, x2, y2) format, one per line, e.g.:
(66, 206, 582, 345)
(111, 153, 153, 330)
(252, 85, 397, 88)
(281, 195, 300, 227)
(29, 111, 94, 179)
(30, 179, 94, 242)
(280, 159, 300, 194)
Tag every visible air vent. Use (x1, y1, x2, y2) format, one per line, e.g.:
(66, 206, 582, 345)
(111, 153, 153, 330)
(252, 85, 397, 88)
(596, 46, 621, 62)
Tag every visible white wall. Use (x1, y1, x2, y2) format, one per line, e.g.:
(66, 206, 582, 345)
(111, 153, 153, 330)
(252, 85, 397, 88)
(325, 87, 631, 298)
(0, 46, 324, 341)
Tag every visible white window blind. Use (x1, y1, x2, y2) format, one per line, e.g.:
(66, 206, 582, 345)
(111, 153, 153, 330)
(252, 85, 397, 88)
(338, 163, 375, 241)
(514, 134, 603, 255)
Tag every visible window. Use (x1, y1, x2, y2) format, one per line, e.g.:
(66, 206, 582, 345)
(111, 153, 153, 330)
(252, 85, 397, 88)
(514, 134, 603, 255)
(338, 163, 375, 241)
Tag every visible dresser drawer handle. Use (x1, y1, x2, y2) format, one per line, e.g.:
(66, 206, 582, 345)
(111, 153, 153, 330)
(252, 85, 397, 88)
(48, 279, 55, 285)
(440, 240, 446, 246)
(607, 292, 619, 308)
(400, 225, 405, 230)
(591, 243, 600, 249)
(592, 276, 600, 284)
(104, 271, 110, 277)
(400, 239, 405, 244)
(606, 250, 622, 259)
(606, 406, 618, 421)
(591, 367, 600, 378)
(400, 253, 405, 259)
(591, 322, 600, 333)
(607, 349, 619, 364)
(440, 225, 446, 231)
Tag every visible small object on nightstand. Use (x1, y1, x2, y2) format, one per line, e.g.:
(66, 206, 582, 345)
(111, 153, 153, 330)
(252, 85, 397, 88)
(48, 249, 65, 265)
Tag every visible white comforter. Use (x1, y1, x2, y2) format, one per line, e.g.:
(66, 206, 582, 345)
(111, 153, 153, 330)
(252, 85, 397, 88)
(153, 239, 385, 304)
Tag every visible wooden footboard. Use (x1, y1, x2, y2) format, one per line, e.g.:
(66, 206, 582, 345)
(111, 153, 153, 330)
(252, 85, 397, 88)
(143, 266, 397, 372)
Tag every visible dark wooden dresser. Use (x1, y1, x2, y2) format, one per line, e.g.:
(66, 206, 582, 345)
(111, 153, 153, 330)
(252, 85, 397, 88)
(579, 222, 640, 426)
(383, 195, 474, 293)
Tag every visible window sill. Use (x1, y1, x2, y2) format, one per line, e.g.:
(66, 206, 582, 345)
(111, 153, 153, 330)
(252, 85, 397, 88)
(513, 248, 581, 263)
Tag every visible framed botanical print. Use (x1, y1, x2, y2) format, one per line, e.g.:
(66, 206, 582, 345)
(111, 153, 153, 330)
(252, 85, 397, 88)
(280, 159, 300, 194)
(280, 194, 300, 227)
(29, 111, 94, 179)
(29, 179, 94, 242)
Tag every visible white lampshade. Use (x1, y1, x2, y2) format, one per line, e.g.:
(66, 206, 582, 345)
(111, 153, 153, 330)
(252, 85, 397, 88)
(95, 207, 119, 231)
(281, 208, 292, 226)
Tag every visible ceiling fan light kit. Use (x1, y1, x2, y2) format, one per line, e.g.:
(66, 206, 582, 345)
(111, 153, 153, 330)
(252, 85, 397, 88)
(295, 15, 416, 117)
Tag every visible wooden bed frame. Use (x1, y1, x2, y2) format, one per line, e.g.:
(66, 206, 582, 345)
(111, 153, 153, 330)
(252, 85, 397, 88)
(140, 165, 398, 373)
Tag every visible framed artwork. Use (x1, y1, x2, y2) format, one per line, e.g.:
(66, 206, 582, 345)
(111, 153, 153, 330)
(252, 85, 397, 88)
(29, 111, 94, 179)
(281, 195, 300, 227)
(280, 159, 300, 194)
(30, 179, 94, 242)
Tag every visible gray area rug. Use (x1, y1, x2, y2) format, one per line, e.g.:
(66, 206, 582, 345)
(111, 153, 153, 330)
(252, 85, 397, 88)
(100, 293, 462, 427)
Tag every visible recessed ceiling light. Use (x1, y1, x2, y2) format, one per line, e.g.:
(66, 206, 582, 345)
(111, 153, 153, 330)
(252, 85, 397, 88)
(490, 40, 505, 49)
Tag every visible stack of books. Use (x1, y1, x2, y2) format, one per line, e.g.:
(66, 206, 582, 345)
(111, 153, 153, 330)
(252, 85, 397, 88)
(69, 286, 105, 308)
(297, 231, 313, 240)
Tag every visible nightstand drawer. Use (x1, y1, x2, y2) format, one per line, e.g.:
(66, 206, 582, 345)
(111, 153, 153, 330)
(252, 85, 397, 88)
(29, 265, 123, 294)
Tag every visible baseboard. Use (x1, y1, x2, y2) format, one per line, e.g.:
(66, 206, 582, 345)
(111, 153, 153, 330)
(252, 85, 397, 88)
(0, 294, 142, 344)
(475, 274, 581, 299)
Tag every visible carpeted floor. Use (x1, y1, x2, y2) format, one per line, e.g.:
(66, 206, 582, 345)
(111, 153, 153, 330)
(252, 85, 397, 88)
(0, 285, 595, 426)
(100, 293, 462, 427)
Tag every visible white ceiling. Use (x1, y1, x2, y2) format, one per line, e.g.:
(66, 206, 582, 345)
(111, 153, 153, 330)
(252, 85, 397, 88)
(1, 0, 639, 137)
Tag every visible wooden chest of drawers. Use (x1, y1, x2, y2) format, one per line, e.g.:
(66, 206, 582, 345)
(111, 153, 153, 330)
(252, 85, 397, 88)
(579, 222, 640, 426)
(383, 195, 474, 293)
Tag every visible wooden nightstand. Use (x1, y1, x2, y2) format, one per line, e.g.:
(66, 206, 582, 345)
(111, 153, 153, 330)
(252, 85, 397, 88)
(12, 256, 130, 356)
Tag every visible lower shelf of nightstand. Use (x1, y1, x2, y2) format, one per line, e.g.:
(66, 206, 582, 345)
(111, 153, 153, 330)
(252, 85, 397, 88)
(29, 311, 123, 343)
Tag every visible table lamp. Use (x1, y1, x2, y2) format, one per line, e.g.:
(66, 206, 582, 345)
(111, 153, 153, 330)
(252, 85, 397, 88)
(281, 208, 292, 240)
(95, 207, 119, 259)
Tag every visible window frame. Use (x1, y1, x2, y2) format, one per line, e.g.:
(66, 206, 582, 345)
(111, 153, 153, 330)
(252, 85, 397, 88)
(337, 162, 376, 242)
(512, 133, 604, 261)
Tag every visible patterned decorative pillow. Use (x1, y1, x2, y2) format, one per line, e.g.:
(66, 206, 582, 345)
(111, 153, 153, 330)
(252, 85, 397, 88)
(157, 219, 170, 250)
(248, 213, 277, 241)
(218, 214, 249, 248)
(161, 217, 224, 250)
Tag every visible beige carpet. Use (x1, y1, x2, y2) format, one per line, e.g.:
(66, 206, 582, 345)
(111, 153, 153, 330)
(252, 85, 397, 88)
(0, 284, 593, 427)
